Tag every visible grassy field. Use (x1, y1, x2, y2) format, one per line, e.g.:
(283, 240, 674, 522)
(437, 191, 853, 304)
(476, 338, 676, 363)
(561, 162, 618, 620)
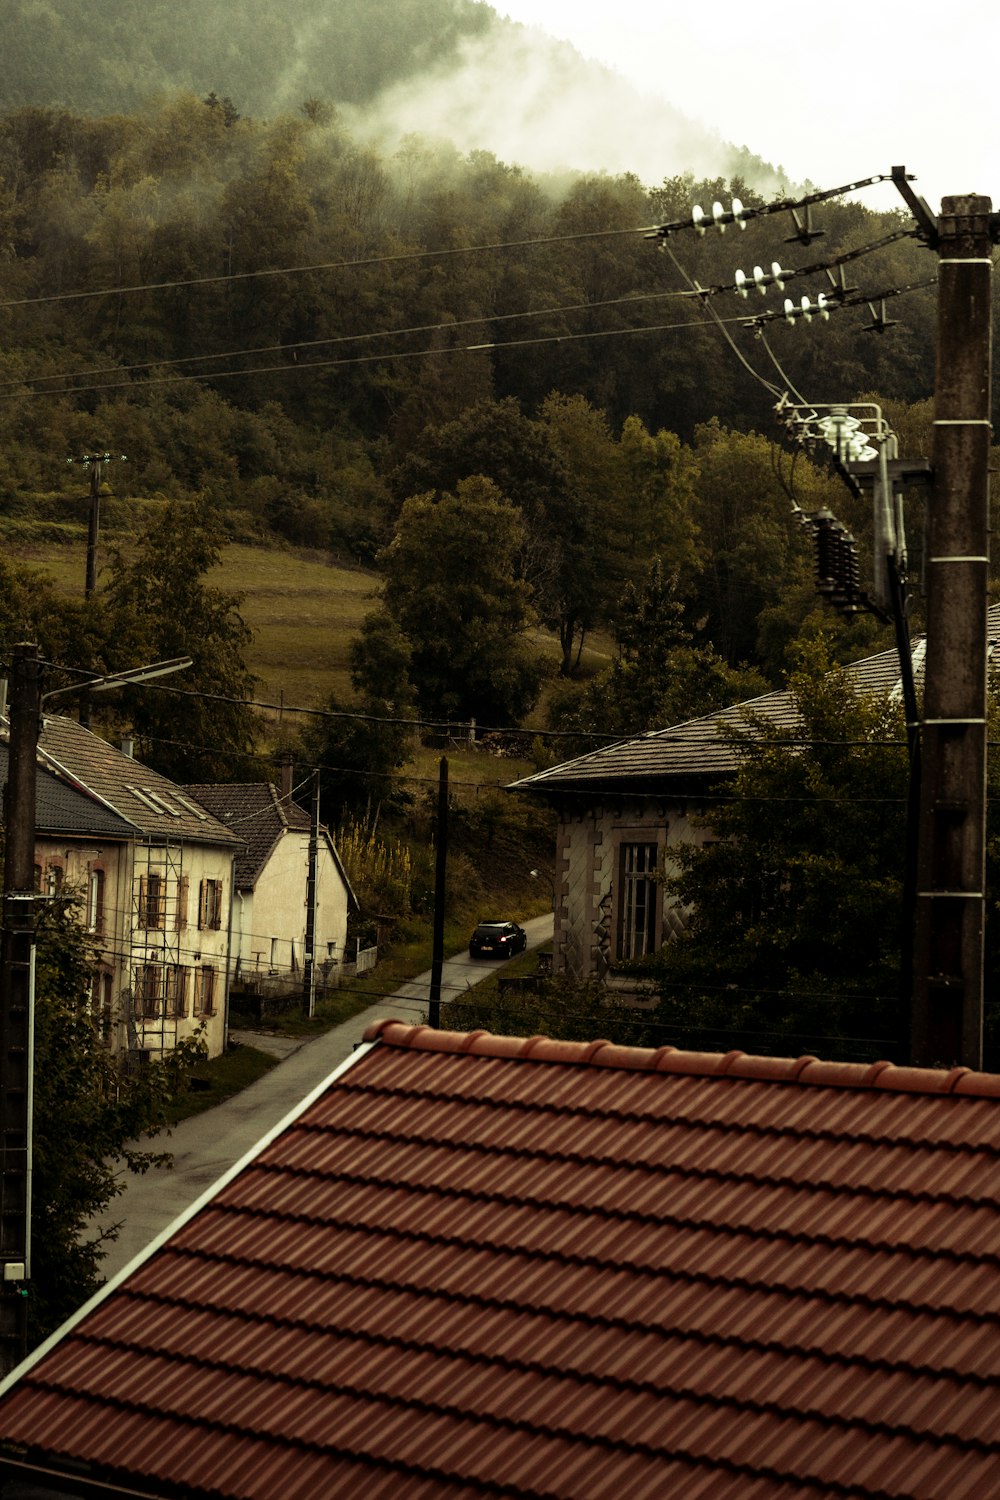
(12, 530, 613, 715)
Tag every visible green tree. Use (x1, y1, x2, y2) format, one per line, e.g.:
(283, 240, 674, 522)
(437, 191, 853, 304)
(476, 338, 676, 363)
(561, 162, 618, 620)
(379, 476, 543, 724)
(299, 611, 415, 829)
(548, 558, 767, 745)
(687, 420, 828, 671)
(98, 499, 259, 781)
(648, 640, 910, 1060)
(31, 898, 205, 1344)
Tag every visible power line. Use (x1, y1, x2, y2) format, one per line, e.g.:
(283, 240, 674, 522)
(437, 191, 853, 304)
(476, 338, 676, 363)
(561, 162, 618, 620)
(0, 224, 659, 312)
(1, 308, 747, 402)
(0, 285, 698, 397)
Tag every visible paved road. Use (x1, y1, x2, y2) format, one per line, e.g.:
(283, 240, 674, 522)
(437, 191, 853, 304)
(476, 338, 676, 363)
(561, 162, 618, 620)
(93, 914, 553, 1280)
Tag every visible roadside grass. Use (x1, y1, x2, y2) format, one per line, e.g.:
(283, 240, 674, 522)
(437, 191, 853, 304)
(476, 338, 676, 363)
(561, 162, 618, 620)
(163, 1041, 280, 1126)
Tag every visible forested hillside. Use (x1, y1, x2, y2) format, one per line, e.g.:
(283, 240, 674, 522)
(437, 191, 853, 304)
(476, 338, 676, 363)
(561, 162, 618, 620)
(0, 26, 965, 772)
(0, 88, 954, 717)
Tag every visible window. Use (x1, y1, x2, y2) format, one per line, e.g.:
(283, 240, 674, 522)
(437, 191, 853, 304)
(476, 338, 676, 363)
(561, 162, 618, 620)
(137, 964, 162, 1019)
(197, 965, 216, 1016)
(87, 868, 105, 934)
(198, 878, 223, 931)
(90, 971, 113, 1043)
(616, 842, 659, 961)
(139, 873, 165, 930)
(45, 864, 64, 897)
(165, 965, 189, 1018)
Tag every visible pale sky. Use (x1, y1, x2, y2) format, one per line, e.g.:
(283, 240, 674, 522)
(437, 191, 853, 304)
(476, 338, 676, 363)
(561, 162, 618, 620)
(493, 0, 995, 214)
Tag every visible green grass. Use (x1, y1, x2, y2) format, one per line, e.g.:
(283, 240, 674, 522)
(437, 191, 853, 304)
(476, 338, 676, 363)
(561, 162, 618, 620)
(164, 1041, 280, 1125)
(10, 524, 613, 715)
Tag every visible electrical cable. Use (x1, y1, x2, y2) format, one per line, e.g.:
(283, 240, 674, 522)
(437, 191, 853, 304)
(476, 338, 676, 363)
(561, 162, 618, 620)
(0, 223, 661, 311)
(658, 240, 784, 400)
(0, 284, 700, 395)
(0, 307, 743, 401)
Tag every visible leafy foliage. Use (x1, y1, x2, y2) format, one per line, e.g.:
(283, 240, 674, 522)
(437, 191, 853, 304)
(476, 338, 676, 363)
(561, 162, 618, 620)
(97, 499, 259, 781)
(648, 639, 911, 1061)
(298, 612, 415, 828)
(378, 476, 544, 724)
(31, 899, 206, 1344)
(548, 557, 770, 745)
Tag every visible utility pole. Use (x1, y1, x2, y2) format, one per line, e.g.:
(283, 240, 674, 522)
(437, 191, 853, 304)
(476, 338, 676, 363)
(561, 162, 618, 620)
(910, 194, 993, 1068)
(66, 451, 127, 599)
(0, 644, 40, 1372)
(427, 757, 448, 1029)
(0, 650, 191, 1373)
(302, 768, 319, 1019)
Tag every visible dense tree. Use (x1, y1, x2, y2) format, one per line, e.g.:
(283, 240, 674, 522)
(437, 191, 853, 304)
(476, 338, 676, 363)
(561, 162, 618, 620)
(31, 898, 204, 1344)
(647, 640, 911, 1060)
(298, 612, 415, 828)
(547, 557, 768, 745)
(378, 476, 544, 724)
(97, 499, 260, 781)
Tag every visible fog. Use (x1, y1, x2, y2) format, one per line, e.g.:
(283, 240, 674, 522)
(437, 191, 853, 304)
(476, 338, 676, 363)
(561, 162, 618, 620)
(345, 19, 790, 196)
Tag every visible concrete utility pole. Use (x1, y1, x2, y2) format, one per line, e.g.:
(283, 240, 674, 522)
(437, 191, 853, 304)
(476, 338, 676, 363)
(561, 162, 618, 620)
(0, 644, 41, 1371)
(911, 195, 993, 1068)
(302, 768, 320, 1019)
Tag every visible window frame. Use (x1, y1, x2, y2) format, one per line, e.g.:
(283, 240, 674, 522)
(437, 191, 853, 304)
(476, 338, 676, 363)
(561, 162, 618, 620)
(613, 838, 662, 963)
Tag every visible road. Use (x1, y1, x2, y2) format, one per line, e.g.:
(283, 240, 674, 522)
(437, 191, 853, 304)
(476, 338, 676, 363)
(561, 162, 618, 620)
(93, 913, 553, 1280)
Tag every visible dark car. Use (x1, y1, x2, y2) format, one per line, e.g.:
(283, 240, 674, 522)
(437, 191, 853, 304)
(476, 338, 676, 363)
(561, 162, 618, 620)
(469, 920, 527, 959)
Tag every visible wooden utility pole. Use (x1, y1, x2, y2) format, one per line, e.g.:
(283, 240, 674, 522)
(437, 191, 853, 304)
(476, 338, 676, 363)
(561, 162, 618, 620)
(85, 458, 102, 599)
(911, 195, 993, 1068)
(0, 643, 41, 1372)
(427, 757, 448, 1029)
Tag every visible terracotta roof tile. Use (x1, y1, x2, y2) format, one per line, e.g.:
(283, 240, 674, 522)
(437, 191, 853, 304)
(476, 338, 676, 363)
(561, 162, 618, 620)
(3, 1023, 1000, 1497)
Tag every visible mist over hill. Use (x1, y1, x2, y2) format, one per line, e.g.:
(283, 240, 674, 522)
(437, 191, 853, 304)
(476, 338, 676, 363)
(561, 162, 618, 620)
(3, 0, 784, 192)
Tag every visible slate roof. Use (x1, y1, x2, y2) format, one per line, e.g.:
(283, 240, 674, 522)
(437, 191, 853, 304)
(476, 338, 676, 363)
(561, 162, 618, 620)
(183, 783, 356, 906)
(183, 782, 312, 887)
(0, 740, 135, 841)
(511, 606, 998, 797)
(3, 1020, 1000, 1498)
(30, 715, 240, 847)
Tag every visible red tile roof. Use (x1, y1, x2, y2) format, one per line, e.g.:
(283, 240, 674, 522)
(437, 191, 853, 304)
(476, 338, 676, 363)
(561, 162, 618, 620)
(4, 1022, 1000, 1498)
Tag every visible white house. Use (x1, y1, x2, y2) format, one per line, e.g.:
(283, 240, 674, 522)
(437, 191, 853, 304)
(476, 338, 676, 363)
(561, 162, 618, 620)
(183, 782, 356, 995)
(6, 714, 243, 1060)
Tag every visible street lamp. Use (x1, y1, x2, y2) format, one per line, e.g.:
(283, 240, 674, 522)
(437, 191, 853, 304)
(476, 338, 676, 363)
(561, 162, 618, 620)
(530, 868, 556, 910)
(0, 644, 191, 1371)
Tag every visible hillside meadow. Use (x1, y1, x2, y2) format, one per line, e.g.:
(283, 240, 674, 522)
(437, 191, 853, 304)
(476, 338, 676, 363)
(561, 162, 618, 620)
(9, 528, 612, 721)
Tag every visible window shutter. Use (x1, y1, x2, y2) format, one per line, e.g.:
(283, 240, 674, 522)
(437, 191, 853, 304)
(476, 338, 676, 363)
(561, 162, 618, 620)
(176, 876, 189, 931)
(138, 875, 148, 929)
(212, 880, 223, 930)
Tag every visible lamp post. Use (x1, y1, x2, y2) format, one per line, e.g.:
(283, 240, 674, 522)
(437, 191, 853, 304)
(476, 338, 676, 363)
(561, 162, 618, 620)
(530, 868, 556, 910)
(0, 646, 191, 1371)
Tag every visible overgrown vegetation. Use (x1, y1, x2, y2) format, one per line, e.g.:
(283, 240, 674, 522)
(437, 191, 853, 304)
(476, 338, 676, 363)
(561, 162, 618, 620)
(32, 900, 208, 1342)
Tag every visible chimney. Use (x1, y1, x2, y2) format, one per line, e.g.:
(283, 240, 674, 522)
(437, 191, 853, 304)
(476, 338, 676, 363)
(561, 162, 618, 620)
(280, 752, 293, 800)
(121, 735, 134, 758)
